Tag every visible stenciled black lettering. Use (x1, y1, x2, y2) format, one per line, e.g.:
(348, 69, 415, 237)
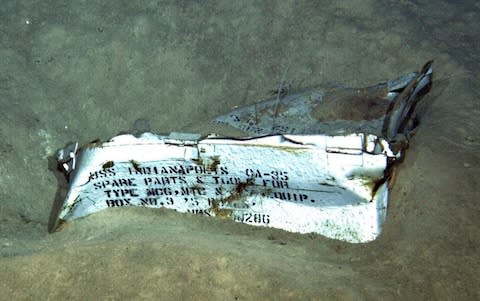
(89, 168, 116, 180)
(270, 170, 289, 181)
(219, 166, 229, 175)
(236, 213, 270, 225)
(104, 188, 139, 198)
(109, 178, 137, 187)
(187, 209, 212, 216)
(273, 191, 308, 202)
(143, 176, 186, 186)
(140, 197, 158, 206)
(180, 186, 206, 196)
(105, 199, 131, 207)
(146, 187, 173, 196)
(128, 166, 159, 175)
(245, 168, 262, 178)
(212, 176, 241, 185)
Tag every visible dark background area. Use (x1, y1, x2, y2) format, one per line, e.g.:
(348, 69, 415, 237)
(1, 1, 479, 299)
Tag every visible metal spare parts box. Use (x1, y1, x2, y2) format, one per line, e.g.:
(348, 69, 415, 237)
(49, 61, 433, 243)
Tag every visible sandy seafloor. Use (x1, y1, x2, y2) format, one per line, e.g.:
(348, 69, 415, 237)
(1, 1, 479, 300)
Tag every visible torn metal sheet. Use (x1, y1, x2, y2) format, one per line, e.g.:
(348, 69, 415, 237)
(214, 61, 433, 142)
(49, 61, 433, 243)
